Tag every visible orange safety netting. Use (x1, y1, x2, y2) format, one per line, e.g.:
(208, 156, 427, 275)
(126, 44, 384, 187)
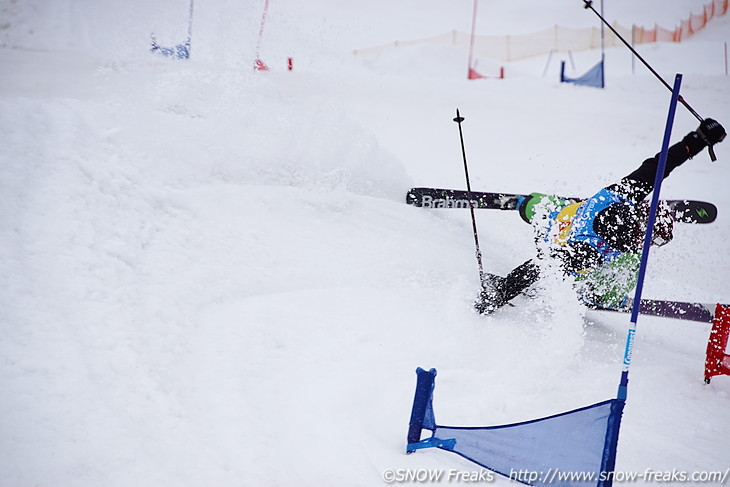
(353, 0, 728, 61)
(633, 0, 728, 43)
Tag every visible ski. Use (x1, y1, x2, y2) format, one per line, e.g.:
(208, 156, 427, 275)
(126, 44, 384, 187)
(406, 187, 717, 224)
(590, 298, 724, 323)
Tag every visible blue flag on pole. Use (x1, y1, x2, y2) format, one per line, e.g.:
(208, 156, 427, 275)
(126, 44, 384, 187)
(407, 368, 623, 487)
(561, 60, 604, 88)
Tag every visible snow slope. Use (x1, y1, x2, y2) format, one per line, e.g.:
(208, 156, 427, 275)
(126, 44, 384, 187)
(1, 1, 729, 486)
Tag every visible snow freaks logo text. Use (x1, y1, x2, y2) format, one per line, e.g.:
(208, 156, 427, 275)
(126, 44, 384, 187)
(418, 195, 477, 209)
(382, 468, 495, 483)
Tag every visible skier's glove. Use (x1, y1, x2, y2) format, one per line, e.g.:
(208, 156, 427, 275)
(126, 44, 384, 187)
(697, 118, 726, 146)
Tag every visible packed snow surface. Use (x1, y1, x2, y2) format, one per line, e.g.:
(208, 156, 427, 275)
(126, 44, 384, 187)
(1, 0, 729, 486)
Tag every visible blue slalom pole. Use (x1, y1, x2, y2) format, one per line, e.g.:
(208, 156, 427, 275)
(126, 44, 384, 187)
(407, 368, 437, 452)
(617, 74, 683, 401)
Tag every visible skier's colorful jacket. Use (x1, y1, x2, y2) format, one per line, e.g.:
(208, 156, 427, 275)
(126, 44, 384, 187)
(520, 190, 641, 308)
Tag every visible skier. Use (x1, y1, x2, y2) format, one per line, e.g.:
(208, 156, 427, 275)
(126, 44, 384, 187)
(476, 118, 726, 314)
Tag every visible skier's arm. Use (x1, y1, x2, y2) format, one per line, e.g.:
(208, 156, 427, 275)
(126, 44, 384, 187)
(608, 119, 726, 204)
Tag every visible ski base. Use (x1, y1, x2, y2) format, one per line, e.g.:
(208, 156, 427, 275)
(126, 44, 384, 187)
(590, 299, 722, 323)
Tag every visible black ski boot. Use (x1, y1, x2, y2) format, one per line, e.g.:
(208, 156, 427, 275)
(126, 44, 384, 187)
(474, 274, 508, 315)
(474, 260, 541, 315)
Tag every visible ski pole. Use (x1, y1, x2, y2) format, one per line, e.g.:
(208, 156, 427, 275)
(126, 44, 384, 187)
(581, 0, 718, 161)
(453, 109, 486, 286)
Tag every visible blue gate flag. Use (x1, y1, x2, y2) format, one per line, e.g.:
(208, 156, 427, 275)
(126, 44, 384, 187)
(150, 0, 194, 60)
(561, 60, 604, 88)
(434, 400, 624, 487)
(150, 35, 191, 59)
(407, 368, 624, 487)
